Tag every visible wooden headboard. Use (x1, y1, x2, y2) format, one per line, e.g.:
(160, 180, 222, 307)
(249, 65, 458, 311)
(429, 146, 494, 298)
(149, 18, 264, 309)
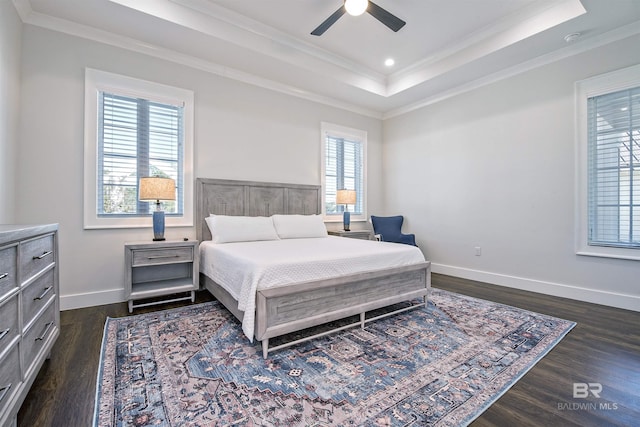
(196, 178, 322, 242)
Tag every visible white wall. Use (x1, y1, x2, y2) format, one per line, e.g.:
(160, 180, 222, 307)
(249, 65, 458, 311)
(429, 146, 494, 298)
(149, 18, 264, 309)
(16, 25, 383, 309)
(0, 1, 22, 223)
(15, 16, 639, 312)
(383, 34, 640, 312)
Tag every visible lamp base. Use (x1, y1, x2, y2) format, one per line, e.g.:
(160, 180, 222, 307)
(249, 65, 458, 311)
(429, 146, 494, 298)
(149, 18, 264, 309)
(152, 210, 166, 241)
(343, 211, 351, 232)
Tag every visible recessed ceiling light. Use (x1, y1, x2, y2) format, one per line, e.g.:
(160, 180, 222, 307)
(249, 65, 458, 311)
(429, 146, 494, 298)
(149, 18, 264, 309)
(564, 32, 581, 43)
(384, 58, 395, 67)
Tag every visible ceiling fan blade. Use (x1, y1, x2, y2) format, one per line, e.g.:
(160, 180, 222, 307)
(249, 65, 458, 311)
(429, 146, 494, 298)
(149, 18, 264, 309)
(311, 6, 346, 36)
(367, 1, 406, 32)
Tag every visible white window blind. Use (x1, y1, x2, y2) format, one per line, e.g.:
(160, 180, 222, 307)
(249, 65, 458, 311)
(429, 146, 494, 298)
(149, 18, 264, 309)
(98, 93, 184, 217)
(84, 69, 193, 230)
(322, 123, 366, 219)
(588, 87, 640, 248)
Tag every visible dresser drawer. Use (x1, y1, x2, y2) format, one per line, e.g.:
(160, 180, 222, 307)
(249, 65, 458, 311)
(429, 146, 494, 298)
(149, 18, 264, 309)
(132, 246, 194, 267)
(0, 294, 19, 356)
(19, 234, 55, 285)
(0, 343, 22, 417)
(22, 302, 57, 377)
(0, 244, 17, 300)
(22, 268, 55, 328)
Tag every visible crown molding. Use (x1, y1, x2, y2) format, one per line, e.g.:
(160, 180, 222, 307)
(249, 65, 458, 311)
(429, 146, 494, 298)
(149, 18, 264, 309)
(12, 0, 32, 21)
(13, 1, 383, 119)
(111, 0, 387, 96)
(119, 0, 586, 98)
(171, 0, 386, 84)
(386, 0, 586, 96)
(383, 20, 640, 119)
(12, 0, 640, 121)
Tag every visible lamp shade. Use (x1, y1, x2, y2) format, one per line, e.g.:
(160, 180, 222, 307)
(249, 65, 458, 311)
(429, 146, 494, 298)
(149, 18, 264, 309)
(139, 177, 176, 202)
(336, 189, 356, 205)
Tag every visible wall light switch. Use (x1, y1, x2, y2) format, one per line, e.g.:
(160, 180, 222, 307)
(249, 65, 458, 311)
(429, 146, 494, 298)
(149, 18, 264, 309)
(475, 246, 482, 256)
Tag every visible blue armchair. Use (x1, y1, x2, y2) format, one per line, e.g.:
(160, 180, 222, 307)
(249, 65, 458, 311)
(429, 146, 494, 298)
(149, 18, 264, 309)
(371, 215, 416, 246)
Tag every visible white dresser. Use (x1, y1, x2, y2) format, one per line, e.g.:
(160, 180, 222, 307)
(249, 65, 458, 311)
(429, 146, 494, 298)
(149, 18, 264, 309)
(0, 224, 60, 427)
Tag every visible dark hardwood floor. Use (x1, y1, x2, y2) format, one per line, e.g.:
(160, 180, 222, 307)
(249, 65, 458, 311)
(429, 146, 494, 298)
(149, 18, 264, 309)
(17, 274, 640, 426)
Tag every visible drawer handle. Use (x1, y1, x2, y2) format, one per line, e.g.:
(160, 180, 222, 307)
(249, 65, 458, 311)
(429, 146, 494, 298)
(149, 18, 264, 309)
(35, 321, 54, 342)
(33, 250, 53, 260)
(0, 384, 11, 403)
(0, 328, 9, 342)
(34, 286, 53, 301)
(146, 255, 181, 260)
(0, 272, 7, 280)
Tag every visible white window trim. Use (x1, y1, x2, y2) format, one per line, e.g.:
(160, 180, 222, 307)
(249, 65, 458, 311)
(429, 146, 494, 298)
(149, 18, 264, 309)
(320, 122, 367, 222)
(83, 68, 194, 229)
(575, 63, 640, 260)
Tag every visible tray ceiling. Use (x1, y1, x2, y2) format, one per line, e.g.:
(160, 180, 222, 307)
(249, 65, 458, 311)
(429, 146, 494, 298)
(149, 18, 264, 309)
(15, 0, 640, 117)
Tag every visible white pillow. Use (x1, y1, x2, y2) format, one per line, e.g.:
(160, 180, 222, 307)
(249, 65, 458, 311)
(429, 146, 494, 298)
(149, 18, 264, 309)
(206, 215, 280, 243)
(272, 214, 328, 239)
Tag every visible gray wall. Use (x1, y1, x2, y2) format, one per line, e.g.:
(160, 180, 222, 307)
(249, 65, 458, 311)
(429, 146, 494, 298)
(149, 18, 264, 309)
(383, 33, 640, 311)
(16, 25, 383, 309)
(0, 1, 22, 223)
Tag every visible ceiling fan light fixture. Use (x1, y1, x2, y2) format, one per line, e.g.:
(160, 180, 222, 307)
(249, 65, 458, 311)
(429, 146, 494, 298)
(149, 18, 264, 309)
(345, 0, 368, 16)
(311, 0, 404, 36)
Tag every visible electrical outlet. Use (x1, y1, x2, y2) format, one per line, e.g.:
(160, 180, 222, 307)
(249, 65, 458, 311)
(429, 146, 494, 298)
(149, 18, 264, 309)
(475, 246, 482, 256)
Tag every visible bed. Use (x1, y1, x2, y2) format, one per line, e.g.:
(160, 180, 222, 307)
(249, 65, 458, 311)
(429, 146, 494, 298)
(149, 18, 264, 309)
(196, 178, 431, 358)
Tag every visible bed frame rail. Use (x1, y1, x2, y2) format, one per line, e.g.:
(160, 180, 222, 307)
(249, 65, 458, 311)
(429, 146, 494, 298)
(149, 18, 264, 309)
(257, 262, 430, 358)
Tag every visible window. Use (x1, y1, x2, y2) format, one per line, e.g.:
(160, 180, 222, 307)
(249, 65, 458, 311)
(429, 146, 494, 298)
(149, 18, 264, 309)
(576, 64, 640, 259)
(321, 122, 367, 221)
(84, 69, 194, 229)
(588, 88, 640, 248)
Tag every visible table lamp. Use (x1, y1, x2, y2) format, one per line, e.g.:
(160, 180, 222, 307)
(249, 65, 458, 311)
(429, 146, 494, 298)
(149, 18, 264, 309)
(139, 177, 176, 241)
(336, 189, 356, 231)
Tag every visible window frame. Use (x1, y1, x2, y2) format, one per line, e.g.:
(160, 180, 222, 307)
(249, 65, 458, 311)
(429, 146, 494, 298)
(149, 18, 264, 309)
(320, 122, 367, 222)
(84, 68, 194, 229)
(575, 63, 640, 260)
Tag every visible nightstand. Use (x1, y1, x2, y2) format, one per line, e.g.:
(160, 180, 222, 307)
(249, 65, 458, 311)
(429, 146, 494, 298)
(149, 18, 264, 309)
(124, 240, 199, 313)
(328, 230, 373, 240)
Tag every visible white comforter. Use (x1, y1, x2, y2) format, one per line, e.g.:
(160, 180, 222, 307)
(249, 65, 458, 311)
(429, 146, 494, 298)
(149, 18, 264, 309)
(199, 236, 425, 341)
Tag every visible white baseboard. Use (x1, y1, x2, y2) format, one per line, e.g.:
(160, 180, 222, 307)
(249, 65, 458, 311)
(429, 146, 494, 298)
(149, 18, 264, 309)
(432, 263, 640, 312)
(60, 288, 125, 311)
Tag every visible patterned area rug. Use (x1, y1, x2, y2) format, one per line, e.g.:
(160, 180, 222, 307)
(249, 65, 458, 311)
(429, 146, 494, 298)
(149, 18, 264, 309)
(94, 289, 575, 426)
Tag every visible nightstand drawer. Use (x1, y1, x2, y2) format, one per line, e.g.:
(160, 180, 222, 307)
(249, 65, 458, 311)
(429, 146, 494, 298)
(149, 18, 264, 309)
(0, 244, 17, 300)
(132, 246, 194, 267)
(22, 268, 55, 328)
(19, 234, 55, 285)
(0, 344, 22, 417)
(328, 230, 373, 240)
(0, 295, 19, 355)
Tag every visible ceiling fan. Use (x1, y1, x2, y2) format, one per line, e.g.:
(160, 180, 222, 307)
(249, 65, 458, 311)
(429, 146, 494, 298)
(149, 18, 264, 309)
(311, 0, 406, 36)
